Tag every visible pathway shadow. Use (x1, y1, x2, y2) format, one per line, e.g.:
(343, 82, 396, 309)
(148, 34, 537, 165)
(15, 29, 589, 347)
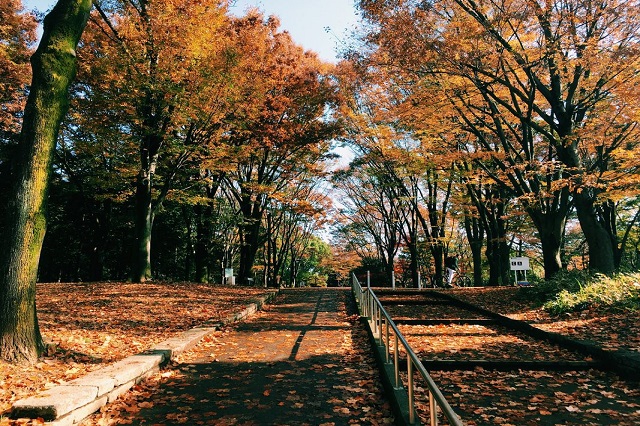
(91, 289, 395, 425)
(123, 354, 389, 425)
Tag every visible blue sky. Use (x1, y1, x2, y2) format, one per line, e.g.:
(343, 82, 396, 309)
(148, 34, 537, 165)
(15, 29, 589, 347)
(22, 0, 360, 63)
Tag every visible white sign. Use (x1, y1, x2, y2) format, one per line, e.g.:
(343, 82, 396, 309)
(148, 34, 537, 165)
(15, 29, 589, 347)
(510, 257, 530, 271)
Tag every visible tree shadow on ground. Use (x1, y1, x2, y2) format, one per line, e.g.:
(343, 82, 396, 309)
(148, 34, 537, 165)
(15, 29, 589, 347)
(87, 288, 395, 425)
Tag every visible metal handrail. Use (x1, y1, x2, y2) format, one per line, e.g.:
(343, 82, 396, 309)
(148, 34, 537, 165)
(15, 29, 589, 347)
(352, 274, 464, 426)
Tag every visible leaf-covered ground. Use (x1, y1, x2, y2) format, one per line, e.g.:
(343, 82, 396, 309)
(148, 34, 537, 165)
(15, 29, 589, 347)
(0, 282, 273, 422)
(386, 287, 640, 425)
(2, 284, 639, 425)
(83, 288, 395, 425)
(445, 287, 640, 354)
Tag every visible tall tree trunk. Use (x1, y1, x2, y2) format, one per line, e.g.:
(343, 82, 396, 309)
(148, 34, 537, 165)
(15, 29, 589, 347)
(0, 0, 92, 364)
(407, 238, 419, 288)
(520, 186, 571, 279)
(485, 238, 499, 286)
(194, 204, 212, 283)
(431, 244, 445, 287)
(87, 199, 112, 281)
(464, 214, 485, 286)
(533, 214, 565, 280)
(499, 237, 511, 286)
(599, 200, 625, 269)
(133, 170, 154, 282)
(574, 192, 616, 273)
(485, 226, 510, 286)
(238, 218, 262, 285)
(484, 214, 503, 286)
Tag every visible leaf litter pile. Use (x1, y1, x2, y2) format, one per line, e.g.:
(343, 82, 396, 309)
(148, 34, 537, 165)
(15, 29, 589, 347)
(1, 282, 272, 420)
(383, 288, 640, 425)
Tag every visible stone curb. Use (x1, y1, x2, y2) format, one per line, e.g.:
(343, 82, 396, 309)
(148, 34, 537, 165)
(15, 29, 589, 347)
(10, 290, 278, 425)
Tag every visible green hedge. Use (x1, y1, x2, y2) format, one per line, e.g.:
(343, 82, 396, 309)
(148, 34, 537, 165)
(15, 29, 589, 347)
(520, 271, 640, 314)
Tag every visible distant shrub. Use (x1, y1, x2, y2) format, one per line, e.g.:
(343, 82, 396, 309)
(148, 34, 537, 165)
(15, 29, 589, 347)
(518, 269, 590, 305)
(543, 272, 640, 314)
(518, 270, 640, 314)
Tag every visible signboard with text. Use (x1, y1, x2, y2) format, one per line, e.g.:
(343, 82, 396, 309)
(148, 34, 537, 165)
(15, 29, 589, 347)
(510, 257, 530, 271)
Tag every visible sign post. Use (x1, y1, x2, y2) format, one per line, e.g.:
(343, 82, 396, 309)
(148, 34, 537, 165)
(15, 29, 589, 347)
(509, 257, 530, 286)
(224, 268, 235, 286)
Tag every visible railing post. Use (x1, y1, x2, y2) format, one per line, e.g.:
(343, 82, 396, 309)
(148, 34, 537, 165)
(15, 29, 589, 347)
(377, 305, 382, 344)
(374, 303, 379, 342)
(365, 291, 369, 317)
(385, 321, 390, 363)
(394, 334, 400, 388)
(372, 302, 378, 340)
(429, 391, 438, 426)
(408, 359, 415, 424)
(355, 284, 463, 426)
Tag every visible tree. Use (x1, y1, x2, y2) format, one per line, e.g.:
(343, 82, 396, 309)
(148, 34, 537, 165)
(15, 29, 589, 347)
(0, 0, 93, 363)
(448, 0, 640, 273)
(220, 12, 340, 285)
(333, 163, 404, 286)
(0, 0, 37, 232)
(356, 0, 640, 275)
(262, 176, 330, 288)
(0, 0, 36, 144)
(77, 0, 231, 282)
(335, 60, 465, 286)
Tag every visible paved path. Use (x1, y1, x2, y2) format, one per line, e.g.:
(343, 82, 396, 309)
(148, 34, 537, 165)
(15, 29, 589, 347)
(87, 288, 395, 425)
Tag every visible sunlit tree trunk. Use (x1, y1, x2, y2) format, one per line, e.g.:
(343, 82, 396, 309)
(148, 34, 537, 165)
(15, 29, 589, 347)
(132, 122, 164, 282)
(133, 160, 155, 282)
(0, 0, 92, 364)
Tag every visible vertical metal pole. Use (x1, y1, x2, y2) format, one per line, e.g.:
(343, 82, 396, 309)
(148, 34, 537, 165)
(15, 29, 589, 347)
(408, 359, 415, 424)
(418, 270, 422, 290)
(373, 302, 378, 340)
(385, 321, 390, 363)
(363, 291, 368, 317)
(367, 270, 370, 288)
(394, 334, 400, 388)
(429, 391, 438, 425)
(377, 306, 382, 344)
(376, 305, 380, 343)
(366, 291, 370, 317)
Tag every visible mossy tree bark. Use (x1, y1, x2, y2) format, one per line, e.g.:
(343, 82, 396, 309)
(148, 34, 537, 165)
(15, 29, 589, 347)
(0, 0, 92, 364)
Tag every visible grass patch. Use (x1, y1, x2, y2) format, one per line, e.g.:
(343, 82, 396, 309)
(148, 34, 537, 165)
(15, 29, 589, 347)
(520, 271, 640, 314)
